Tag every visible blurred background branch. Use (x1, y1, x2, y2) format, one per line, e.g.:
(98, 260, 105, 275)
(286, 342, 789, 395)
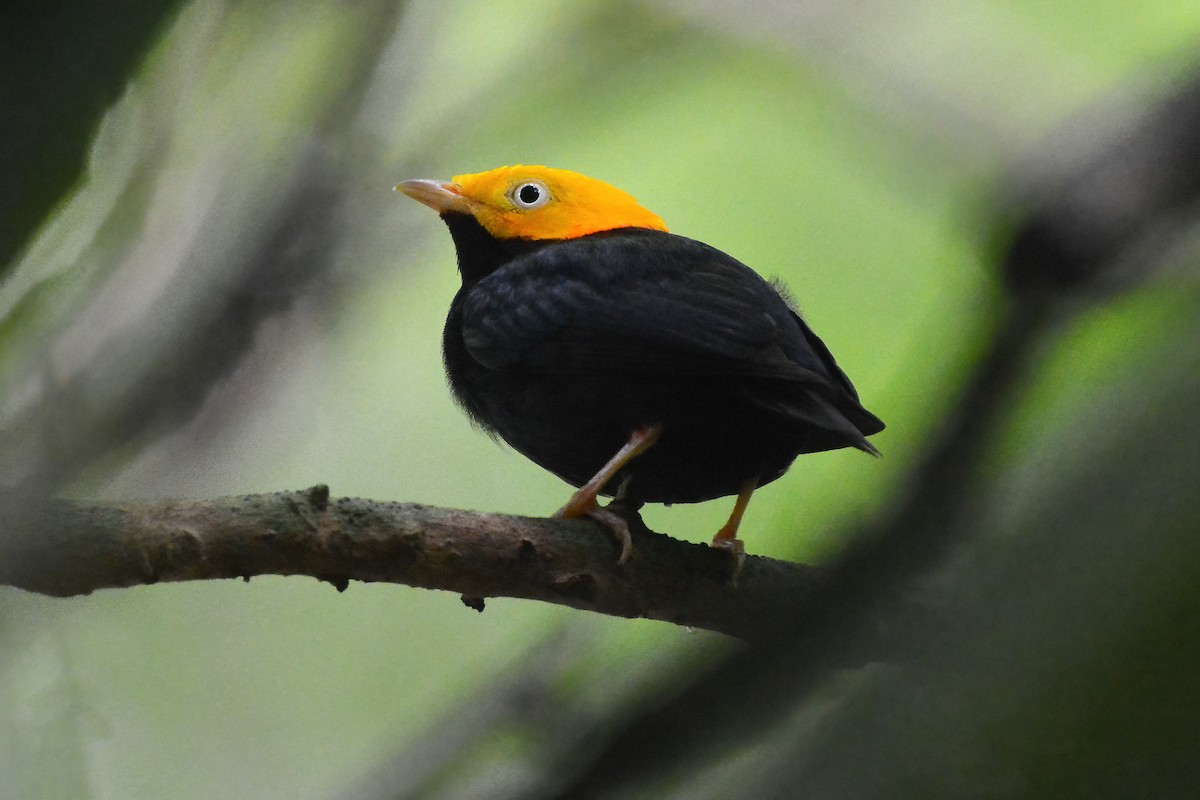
(0, 0, 409, 497)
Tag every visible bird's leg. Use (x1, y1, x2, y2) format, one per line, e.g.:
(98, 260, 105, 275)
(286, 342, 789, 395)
(711, 478, 757, 579)
(556, 425, 662, 518)
(555, 425, 663, 563)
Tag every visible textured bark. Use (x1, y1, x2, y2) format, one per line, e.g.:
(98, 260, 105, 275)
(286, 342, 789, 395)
(0, 486, 830, 641)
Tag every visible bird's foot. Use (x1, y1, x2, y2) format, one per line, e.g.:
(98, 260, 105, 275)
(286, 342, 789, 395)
(555, 496, 634, 564)
(708, 480, 755, 584)
(709, 535, 747, 585)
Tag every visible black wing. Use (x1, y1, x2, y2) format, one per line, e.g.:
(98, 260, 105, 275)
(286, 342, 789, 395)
(459, 229, 884, 445)
(463, 231, 818, 377)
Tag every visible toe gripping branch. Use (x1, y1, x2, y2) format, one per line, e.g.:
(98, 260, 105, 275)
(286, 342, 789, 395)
(554, 426, 662, 563)
(554, 426, 755, 579)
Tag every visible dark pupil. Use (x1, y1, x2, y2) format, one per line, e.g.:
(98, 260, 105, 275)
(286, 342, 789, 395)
(518, 184, 541, 204)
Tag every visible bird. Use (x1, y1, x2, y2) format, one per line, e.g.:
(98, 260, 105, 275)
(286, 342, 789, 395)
(396, 165, 883, 565)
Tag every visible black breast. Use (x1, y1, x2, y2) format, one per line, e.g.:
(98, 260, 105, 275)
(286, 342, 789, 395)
(439, 219, 883, 504)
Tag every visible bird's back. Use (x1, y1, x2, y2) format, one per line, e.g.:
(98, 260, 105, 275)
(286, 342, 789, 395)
(443, 228, 883, 502)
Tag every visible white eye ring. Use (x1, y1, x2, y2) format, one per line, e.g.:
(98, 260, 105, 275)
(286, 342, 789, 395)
(509, 180, 551, 209)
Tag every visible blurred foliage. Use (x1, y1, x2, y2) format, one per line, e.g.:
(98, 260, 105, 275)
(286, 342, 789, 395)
(2, 1, 1200, 799)
(0, 0, 184, 275)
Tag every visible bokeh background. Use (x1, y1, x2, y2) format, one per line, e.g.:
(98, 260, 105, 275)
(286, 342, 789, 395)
(3, 2, 1200, 798)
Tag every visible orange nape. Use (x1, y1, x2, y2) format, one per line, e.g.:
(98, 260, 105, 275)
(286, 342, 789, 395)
(398, 165, 668, 242)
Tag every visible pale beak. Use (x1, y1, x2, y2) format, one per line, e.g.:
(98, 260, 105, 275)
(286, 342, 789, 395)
(394, 179, 475, 214)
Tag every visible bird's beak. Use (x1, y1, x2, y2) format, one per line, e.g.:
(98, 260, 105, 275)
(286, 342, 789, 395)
(394, 178, 475, 214)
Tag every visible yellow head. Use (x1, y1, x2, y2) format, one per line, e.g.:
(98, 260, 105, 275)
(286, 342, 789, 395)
(396, 165, 668, 240)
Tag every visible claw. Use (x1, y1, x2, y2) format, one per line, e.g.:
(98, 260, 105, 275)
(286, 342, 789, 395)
(554, 426, 662, 564)
(709, 535, 747, 584)
(555, 501, 634, 563)
(710, 479, 757, 585)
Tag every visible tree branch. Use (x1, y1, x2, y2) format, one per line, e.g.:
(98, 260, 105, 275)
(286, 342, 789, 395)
(0, 486, 834, 641)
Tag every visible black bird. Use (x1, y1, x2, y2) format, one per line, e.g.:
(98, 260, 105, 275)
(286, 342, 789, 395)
(397, 165, 884, 562)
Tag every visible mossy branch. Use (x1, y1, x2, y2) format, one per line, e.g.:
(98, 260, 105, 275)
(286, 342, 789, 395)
(0, 486, 832, 641)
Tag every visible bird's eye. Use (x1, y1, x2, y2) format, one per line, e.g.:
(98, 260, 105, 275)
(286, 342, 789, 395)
(510, 181, 551, 209)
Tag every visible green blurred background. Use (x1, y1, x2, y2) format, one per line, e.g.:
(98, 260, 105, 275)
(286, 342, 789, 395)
(3, 1, 1200, 798)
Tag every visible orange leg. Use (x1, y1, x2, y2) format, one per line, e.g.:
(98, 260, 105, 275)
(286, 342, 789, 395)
(711, 478, 757, 579)
(555, 425, 663, 563)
